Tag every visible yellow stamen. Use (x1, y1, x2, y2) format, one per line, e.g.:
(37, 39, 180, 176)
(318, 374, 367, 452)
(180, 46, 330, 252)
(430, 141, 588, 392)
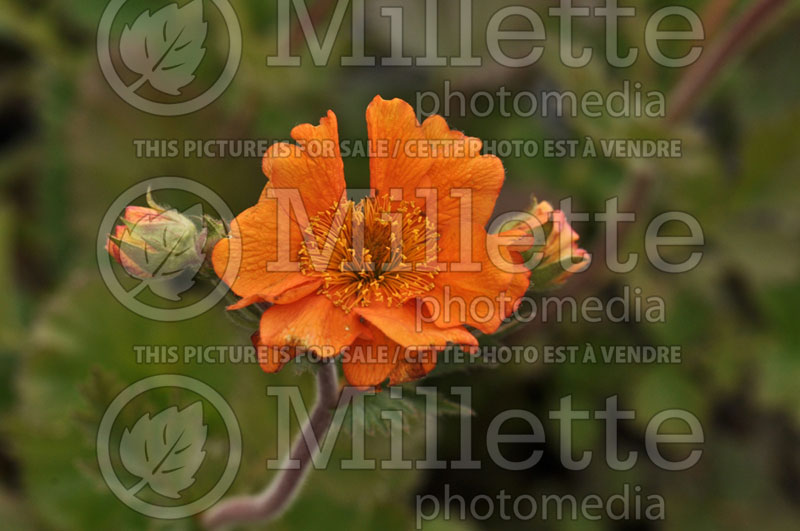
(299, 195, 440, 312)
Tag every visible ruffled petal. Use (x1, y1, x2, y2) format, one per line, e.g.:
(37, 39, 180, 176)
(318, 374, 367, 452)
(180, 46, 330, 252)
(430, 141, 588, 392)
(420, 115, 505, 256)
(212, 196, 320, 306)
(366, 96, 434, 199)
(342, 326, 400, 388)
(262, 110, 346, 220)
(365, 99, 506, 274)
(424, 227, 531, 334)
(259, 294, 366, 360)
(355, 303, 477, 350)
(387, 349, 438, 385)
(342, 325, 441, 387)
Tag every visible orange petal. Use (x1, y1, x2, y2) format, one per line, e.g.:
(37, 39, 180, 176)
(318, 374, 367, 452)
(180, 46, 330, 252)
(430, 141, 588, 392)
(425, 227, 531, 334)
(225, 271, 321, 310)
(387, 349, 438, 385)
(212, 196, 320, 306)
(251, 330, 303, 374)
(342, 326, 401, 388)
(366, 96, 434, 199)
(420, 115, 505, 251)
(355, 303, 477, 350)
(262, 110, 346, 219)
(259, 294, 366, 358)
(107, 225, 152, 278)
(365, 103, 505, 269)
(342, 325, 441, 387)
(106, 225, 124, 263)
(123, 206, 160, 224)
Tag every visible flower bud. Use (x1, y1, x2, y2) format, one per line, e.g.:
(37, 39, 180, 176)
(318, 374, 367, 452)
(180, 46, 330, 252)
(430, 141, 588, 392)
(106, 191, 209, 280)
(500, 199, 590, 290)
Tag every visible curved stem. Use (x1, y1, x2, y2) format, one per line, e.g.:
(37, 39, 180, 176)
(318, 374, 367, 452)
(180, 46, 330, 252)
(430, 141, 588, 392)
(201, 362, 340, 529)
(564, 0, 789, 299)
(668, 0, 789, 124)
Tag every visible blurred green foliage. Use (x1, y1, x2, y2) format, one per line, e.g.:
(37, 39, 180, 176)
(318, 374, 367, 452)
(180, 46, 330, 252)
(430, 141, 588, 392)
(1, 0, 799, 529)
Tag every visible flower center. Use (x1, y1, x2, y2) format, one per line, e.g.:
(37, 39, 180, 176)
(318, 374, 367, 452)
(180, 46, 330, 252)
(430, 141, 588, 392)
(299, 195, 440, 312)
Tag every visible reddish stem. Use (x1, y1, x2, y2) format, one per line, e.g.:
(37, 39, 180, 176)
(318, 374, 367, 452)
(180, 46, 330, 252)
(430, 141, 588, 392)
(201, 362, 340, 529)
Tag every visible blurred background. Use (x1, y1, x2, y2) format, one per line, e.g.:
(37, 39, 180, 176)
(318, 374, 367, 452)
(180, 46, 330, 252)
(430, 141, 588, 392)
(1, 0, 799, 529)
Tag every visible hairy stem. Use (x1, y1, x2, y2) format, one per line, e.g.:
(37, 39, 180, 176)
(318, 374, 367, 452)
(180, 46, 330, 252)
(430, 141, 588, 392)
(561, 0, 789, 301)
(668, 0, 789, 124)
(201, 362, 340, 529)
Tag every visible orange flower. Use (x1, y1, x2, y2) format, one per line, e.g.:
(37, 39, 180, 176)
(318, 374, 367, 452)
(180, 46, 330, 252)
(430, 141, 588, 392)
(214, 97, 550, 387)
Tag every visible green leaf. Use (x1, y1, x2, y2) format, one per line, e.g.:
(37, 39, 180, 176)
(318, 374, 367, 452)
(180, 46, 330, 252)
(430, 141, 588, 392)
(341, 387, 474, 437)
